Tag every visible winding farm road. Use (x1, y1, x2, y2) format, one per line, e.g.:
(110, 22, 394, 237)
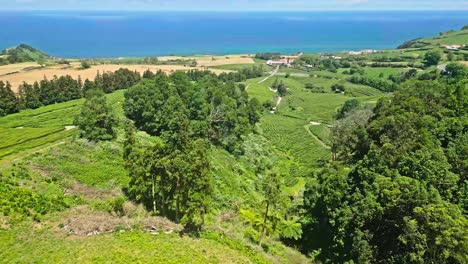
(245, 65, 279, 91)
(259, 65, 279, 83)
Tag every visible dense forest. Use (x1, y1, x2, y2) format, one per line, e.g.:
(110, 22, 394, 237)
(298, 63, 468, 263)
(123, 71, 262, 230)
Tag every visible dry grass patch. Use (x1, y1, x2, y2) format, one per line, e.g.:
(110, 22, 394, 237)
(0, 62, 41, 76)
(64, 180, 122, 200)
(59, 205, 182, 237)
(158, 54, 255, 67)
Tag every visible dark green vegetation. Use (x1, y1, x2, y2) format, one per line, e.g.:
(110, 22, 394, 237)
(74, 90, 118, 141)
(0, 44, 49, 65)
(298, 64, 468, 263)
(0, 68, 140, 117)
(0, 81, 17, 116)
(255, 53, 282, 60)
(1, 28, 467, 263)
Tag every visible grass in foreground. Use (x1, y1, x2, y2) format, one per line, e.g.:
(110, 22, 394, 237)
(0, 224, 267, 264)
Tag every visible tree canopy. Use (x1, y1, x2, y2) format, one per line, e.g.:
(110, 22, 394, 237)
(74, 90, 117, 141)
(423, 50, 442, 67)
(300, 64, 468, 263)
(123, 70, 263, 231)
(0, 81, 18, 116)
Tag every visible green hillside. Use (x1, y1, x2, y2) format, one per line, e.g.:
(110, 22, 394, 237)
(0, 70, 309, 263)
(1, 27, 467, 263)
(0, 44, 49, 65)
(398, 27, 468, 49)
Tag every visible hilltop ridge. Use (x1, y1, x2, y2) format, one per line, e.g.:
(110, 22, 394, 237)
(398, 25, 468, 49)
(0, 44, 49, 65)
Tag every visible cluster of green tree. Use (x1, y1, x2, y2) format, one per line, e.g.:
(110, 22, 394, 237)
(185, 69, 213, 81)
(217, 65, 265, 82)
(348, 75, 398, 92)
(298, 64, 468, 263)
(121, 70, 263, 231)
(368, 61, 424, 69)
(370, 55, 408, 62)
(0, 44, 49, 65)
(0, 81, 18, 116)
(80, 61, 91, 69)
(18, 75, 82, 108)
(388, 69, 419, 84)
(1, 68, 141, 116)
(124, 71, 261, 152)
(297, 55, 352, 72)
(331, 83, 346, 93)
(445, 50, 467, 62)
(391, 63, 467, 84)
(74, 89, 118, 141)
(423, 50, 442, 67)
(255, 53, 281, 60)
(271, 78, 287, 96)
(124, 127, 212, 232)
(342, 65, 365, 75)
(304, 83, 326, 93)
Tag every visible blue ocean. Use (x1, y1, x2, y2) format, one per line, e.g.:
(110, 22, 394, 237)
(0, 11, 467, 58)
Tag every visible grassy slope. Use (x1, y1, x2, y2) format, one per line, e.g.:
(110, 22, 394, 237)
(0, 225, 265, 264)
(0, 90, 125, 166)
(398, 28, 468, 51)
(0, 89, 305, 263)
(416, 29, 468, 47)
(246, 72, 384, 177)
(1, 48, 399, 262)
(1, 44, 49, 63)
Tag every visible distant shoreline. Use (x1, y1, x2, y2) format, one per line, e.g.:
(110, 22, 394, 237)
(1, 10, 465, 58)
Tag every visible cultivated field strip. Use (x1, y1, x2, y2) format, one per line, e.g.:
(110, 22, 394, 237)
(0, 90, 125, 164)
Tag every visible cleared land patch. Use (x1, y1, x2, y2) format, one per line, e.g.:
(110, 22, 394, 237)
(158, 54, 255, 67)
(0, 62, 41, 76)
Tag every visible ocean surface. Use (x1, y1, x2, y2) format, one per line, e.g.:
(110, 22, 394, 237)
(0, 11, 467, 58)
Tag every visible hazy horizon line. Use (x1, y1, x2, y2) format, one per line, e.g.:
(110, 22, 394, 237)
(1, 9, 468, 12)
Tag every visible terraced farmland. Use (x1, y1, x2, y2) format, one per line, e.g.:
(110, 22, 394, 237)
(0, 90, 125, 165)
(260, 114, 330, 177)
(307, 124, 332, 146)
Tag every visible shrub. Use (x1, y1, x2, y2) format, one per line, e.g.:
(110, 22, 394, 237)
(81, 61, 91, 69)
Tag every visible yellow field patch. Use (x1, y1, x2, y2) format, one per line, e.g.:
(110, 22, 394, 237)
(0, 62, 41, 76)
(0, 64, 231, 93)
(158, 54, 255, 67)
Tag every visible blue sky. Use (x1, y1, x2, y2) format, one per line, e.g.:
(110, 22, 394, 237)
(2, 0, 468, 11)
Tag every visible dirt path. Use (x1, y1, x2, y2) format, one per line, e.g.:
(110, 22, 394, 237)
(303, 124, 331, 149)
(276, 97, 283, 108)
(259, 65, 279, 83)
(245, 65, 279, 91)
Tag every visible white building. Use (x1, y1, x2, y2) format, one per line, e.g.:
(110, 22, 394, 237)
(266, 58, 295, 67)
